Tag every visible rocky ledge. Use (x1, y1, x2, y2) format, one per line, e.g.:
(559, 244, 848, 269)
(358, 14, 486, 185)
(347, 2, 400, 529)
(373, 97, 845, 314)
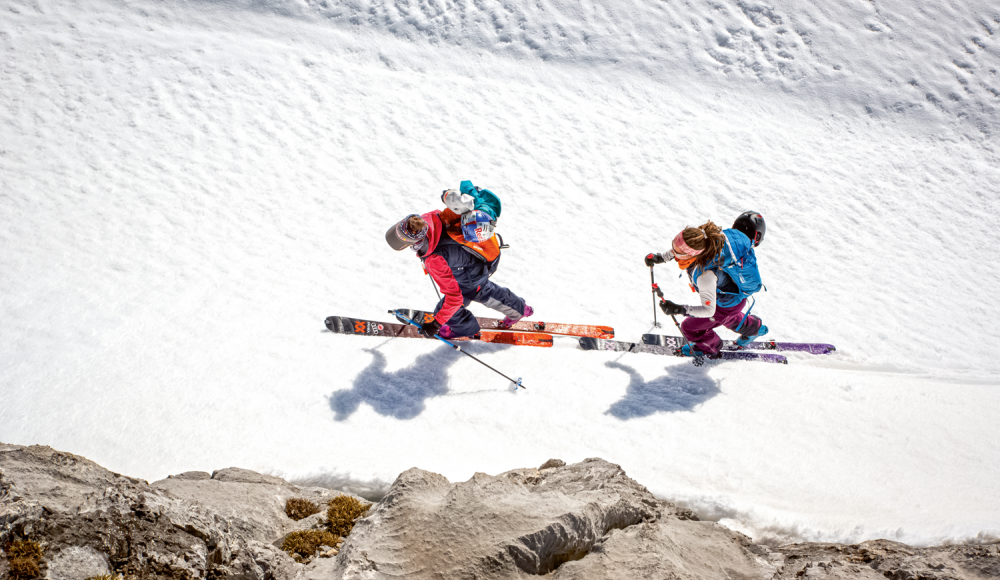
(1, 443, 996, 580)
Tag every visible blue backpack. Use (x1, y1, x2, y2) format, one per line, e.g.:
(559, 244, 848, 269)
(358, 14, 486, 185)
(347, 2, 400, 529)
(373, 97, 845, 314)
(692, 229, 763, 308)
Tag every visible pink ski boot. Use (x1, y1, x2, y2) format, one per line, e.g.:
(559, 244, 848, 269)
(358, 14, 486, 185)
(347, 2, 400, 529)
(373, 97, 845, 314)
(500, 305, 533, 329)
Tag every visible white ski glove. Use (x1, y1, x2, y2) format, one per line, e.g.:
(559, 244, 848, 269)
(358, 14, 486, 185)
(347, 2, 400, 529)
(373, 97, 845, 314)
(442, 189, 475, 215)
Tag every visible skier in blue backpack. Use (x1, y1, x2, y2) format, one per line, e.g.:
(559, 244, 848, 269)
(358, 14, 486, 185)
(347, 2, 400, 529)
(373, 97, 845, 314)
(644, 215, 767, 357)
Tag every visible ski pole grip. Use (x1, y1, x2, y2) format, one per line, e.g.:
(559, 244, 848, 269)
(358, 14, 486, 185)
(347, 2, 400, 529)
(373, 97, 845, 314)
(391, 309, 461, 348)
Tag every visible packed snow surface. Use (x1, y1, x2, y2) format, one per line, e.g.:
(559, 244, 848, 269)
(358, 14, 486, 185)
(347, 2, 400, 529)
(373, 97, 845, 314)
(2, 0, 999, 546)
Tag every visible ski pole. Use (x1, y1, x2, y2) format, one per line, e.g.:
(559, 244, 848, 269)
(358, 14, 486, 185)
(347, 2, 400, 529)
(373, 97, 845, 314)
(652, 284, 683, 333)
(653, 284, 699, 361)
(389, 310, 525, 390)
(650, 267, 661, 328)
(422, 264, 442, 299)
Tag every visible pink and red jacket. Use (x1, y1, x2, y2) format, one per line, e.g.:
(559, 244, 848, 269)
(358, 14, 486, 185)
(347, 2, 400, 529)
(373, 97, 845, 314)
(416, 210, 502, 325)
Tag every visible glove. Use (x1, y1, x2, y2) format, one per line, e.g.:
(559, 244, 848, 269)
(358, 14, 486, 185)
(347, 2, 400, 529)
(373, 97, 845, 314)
(659, 299, 687, 316)
(644, 253, 666, 267)
(442, 189, 475, 215)
(420, 318, 443, 336)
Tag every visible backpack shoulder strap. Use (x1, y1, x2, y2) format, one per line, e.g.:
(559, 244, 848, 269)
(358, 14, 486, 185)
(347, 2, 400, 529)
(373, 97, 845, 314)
(722, 232, 740, 264)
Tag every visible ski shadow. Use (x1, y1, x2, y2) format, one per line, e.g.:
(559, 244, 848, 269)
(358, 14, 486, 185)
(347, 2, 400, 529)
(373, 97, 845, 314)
(329, 342, 511, 421)
(604, 361, 721, 420)
(329, 347, 457, 421)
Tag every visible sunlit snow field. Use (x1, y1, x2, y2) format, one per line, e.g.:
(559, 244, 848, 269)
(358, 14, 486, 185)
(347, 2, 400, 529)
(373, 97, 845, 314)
(2, 0, 999, 546)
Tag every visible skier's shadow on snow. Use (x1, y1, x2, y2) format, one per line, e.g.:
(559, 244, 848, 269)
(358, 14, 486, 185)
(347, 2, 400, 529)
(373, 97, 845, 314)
(604, 361, 721, 420)
(330, 344, 505, 421)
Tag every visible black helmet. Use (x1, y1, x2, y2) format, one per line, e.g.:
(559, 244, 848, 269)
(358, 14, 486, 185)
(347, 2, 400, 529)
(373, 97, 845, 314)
(733, 211, 765, 247)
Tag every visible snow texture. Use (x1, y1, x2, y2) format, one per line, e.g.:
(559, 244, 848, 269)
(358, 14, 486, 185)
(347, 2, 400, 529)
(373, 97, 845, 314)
(1, 0, 998, 547)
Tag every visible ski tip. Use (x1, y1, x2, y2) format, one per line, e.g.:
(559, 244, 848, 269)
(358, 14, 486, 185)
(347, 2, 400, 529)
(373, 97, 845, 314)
(323, 317, 341, 333)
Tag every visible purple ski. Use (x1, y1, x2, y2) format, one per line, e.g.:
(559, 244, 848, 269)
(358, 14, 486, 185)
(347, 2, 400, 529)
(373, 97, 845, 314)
(579, 338, 787, 365)
(641, 334, 835, 355)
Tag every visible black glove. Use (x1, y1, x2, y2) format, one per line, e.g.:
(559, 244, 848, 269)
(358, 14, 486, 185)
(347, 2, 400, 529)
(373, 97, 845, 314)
(420, 318, 443, 336)
(644, 253, 666, 267)
(659, 299, 687, 316)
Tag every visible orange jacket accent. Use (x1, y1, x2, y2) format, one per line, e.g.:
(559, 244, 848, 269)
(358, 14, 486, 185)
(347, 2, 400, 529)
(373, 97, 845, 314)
(438, 209, 501, 262)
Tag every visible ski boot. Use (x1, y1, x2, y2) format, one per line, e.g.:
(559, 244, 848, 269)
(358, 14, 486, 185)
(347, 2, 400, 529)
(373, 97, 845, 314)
(438, 325, 459, 339)
(676, 344, 720, 366)
(500, 305, 533, 329)
(734, 325, 769, 349)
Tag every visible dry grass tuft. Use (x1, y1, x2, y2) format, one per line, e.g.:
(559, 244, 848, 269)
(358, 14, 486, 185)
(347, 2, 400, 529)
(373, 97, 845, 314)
(326, 495, 372, 539)
(281, 530, 340, 559)
(6, 540, 44, 579)
(285, 497, 321, 521)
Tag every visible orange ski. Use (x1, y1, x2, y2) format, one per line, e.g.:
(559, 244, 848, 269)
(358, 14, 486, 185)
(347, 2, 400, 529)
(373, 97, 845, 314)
(396, 309, 613, 339)
(325, 316, 552, 347)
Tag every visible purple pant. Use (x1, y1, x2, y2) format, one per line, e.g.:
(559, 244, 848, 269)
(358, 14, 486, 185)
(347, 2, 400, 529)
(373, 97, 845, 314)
(680, 300, 763, 355)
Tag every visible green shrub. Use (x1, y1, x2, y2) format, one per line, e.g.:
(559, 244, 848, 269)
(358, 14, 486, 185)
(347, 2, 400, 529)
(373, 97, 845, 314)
(285, 497, 321, 521)
(326, 495, 371, 538)
(280, 530, 340, 558)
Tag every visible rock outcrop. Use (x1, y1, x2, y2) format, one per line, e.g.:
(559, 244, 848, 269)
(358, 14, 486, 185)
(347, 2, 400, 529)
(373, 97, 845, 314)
(0, 444, 357, 580)
(332, 458, 775, 580)
(2, 443, 998, 580)
(768, 540, 1000, 580)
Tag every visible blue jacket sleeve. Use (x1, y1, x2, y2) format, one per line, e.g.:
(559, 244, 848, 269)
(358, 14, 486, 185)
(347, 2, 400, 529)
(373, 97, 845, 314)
(460, 180, 502, 221)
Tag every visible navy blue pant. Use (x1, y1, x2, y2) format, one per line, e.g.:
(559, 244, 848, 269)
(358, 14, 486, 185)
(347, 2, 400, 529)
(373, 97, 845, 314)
(433, 281, 527, 337)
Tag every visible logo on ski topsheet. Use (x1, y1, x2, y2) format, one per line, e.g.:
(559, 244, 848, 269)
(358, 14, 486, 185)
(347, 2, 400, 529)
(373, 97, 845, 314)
(353, 320, 385, 334)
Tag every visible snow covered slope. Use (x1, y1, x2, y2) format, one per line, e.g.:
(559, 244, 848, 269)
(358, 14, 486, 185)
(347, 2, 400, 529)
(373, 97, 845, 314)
(1, 0, 998, 546)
